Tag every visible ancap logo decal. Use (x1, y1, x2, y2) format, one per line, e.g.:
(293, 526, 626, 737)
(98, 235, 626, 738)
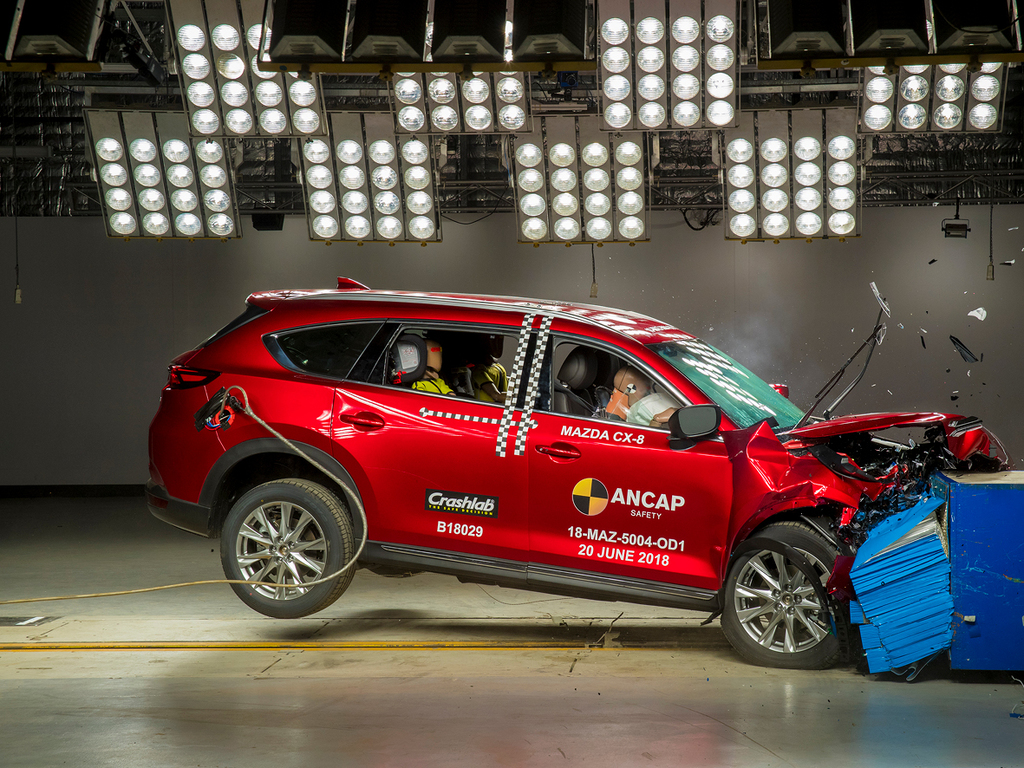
(572, 478, 609, 516)
(426, 490, 499, 518)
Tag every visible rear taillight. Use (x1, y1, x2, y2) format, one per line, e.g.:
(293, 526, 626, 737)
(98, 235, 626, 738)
(167, 365, 220, 389)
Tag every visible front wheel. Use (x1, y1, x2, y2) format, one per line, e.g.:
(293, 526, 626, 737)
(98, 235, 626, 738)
(220, 478, 356, 618)
(721, 522, 840, 669)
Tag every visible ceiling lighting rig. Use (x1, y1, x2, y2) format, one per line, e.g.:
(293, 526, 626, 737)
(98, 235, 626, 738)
(723, 109, 859, 241)
(86, 110, 239, 239)
(512, 116, 647, 244)
(390, 70, 531, 134)
(299, 113, 441, 243)
(598, 0, 739, 131)
(168, 0, 326, 138)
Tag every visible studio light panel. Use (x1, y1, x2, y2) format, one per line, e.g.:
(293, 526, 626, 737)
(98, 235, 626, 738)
(390, 71, 530, 134)
(300, 112, 441, 243)
(168, 0, 326, 138)
(512, 116, 647, 244)
(86, 109, 239, 239)
(860, 62, 1008, 133)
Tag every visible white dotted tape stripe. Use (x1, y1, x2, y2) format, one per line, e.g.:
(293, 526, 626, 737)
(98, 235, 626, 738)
(513, 315, 552, 456)
(419, 407, 502, 425)
(496, 313, 535, 458)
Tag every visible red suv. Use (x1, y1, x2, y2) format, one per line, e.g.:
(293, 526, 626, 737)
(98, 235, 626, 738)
(148, 278, 1006, 669)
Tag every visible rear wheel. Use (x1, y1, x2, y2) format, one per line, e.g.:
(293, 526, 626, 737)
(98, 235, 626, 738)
(220, 479, 355, 618)
(721, 522, 840, 669)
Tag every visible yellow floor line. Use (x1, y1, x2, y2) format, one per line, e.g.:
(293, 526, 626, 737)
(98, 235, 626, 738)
(0, 640, 676, 652)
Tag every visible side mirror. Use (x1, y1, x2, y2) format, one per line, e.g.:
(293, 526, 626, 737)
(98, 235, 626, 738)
(669, 404, 722, 450)
(770, 383, 790, 399)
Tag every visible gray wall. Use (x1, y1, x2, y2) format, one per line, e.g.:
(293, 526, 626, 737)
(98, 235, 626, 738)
(1, 204, 1022, 485)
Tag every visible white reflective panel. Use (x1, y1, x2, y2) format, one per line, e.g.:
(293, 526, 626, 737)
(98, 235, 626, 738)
(168, 189, 197, 212)
(829, 211, 855, 234)
(581, 142, 608, 167)
(636, 17, 665, 45)
(431, 106, 459, 131)
(303, 139, 331, 164)
(110, 212, 136, 235)
(793, 162, 822, 186)
(129, 138, 156, 162)
(408, 216, 435, 239)
(134, 163, 161, 187)
(827, 135, 855, 160)
(105, 187, 132, 210)
(672, 73, 700, 100)
(729, 213, 755, 237)
(402, 139, 429, 164)
(672, 16, 699, 44)
(225, 109, 253, 134)
(221, 81, 249, 107)
(552, 193, 579, 216)
(207, 213, 234, 236)
(727, 164, 753, 188)
(793, 137, 821, 161)
(202, 189, 229, 212)
(971, 75, 1000, 102)
(395, 78, 422, 104)
(763, 213, 789, 237)
(934, 75, 966, 102)
(496, 77, 524, 103)
(498, 105, 526, 130)
(671, 45, 699, 72)
(551, 168, 577, 192)
(617, 191, 643, 215)
(637, 46, 665, 73)
(554, 217, 580, 240)
(253, 76, 281, 104)
(374, 190, 401, 214)
(618, 216, 644, 239)
(407, 191, 432, 215)
(828, 186, 855, 210)
(166, 164, 194, 188)
(796, 212, 822, 235)
(616, 167, 642, 191)
(306, 165, 334, 189)
(602, 46, 630, 73)
(760, 137, 787, 162)
(969, 103, 998, 130)
(522, 217, 548, 240)
(345, 215, 371, 238)
(313, 215, 339, 238)
(519, 193, 546, 216)
(211, 24, 240, 52)
(143, 212, 170, 235)
(200, 164, 227, 188)
(903, 64, 929, 74)
(340, 190, 367, 214)
(515, 143, 542, 167)
(216, 53, 246, 80)
(761, 188, 789, 213)
(174, 213, 201, 236)
(933, 103, 962, 129)
(162, 139, 190, 163)
(95, 138, 123, 162)
(706, 44, 734, 71)
(405, 165, 431, 190)
(369, 140, 396, 164)
(601, 17, 629, 45)
(900, 75, 929, 102)
(865, 76, 894, 104)
(760, 163, 788, 188)
(638, 102, 666, 127)
(464, 105, 492, 130)
(614, 141, 642, 166)
(289, 80, 317, 107)
(371, 165, 398, 190)
(863, 104, 892, 130)
(728, 188, 754, 213)
(251, 55, 274, 79)
(376, 216, 402, 239)
(584, 192, 610, 215)
(337, 140, 363, 165)
(246, 24, 264, 51)
(259, 109, 287, 134)
(706, 15, 735, 42)
(462, 78, 490, 104)
(706, 100, 734, 126)
(673, 101, 700, 126)
(549, 143, 576, 167)
(428, 78, 456, 103)
(585, 217, 611, 240)
(177, 25, 206, 52)
(182, 53, 210, 79)
(828, 161, 855, 186)
(583, 168, 610, 192)
(706, 72, 734, 98)
(398, 106, 425, 131)
(604, 102, 632, 128)
(726, 138, 753, 163)
(292, 108, 320, 134)
(603, 75, 630, 101)
(898, 103, 928, 129)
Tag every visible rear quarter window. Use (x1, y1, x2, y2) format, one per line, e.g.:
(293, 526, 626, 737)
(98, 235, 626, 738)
(269, 322, 383, 380)
(200, 302, 269, 348)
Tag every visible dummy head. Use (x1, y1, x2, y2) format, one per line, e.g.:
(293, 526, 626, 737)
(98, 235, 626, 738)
(424, 339, 443, 378)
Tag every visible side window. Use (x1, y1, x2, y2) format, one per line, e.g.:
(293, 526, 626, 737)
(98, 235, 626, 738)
(270, 322, 383, 379)
(544, 339, 683, 429)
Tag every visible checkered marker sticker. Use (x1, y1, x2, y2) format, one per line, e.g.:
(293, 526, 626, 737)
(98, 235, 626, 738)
(495, 313, 535, 457)
(513, 315, 552, 456)
(419, 407, 502, 425)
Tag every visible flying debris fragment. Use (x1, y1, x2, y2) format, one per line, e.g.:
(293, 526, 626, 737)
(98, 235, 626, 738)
(928, 259, 938, 264)
(1001, 259, 1016, 266)
(1009, 226, 1020, 231)
(920, 328, 928, 334)
(921, 336, 927, 349)
(869, 282, 891, 317)
(968, 308, 988, 321)
(950, 335, 980, 363)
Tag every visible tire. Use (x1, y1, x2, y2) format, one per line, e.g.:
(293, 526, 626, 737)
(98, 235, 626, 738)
(220, 479, 356, 619)
(721, 521, 840, 670)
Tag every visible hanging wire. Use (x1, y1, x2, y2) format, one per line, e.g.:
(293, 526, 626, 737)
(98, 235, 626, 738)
(988, 201, 995, 280)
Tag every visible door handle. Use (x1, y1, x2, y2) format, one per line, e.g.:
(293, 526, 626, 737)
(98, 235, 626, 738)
(535, 442, 581, 459)
(339, 411, 385, 429)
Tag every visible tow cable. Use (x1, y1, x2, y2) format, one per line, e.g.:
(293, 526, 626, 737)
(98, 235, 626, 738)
(0, 385, 369, 607)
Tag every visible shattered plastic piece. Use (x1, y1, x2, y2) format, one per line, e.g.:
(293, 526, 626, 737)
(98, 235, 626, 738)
(951, 394, 959, 401)
(968, 307, 987, 321)
(1002, 259, 1016, 266)
(898, 323, 904, 329)
(928, 259, 937, 264)
(869, 282, 891, 317)
(921, 336, 927, 349)
(967, 370, 971, 377)
(887, 390, 892, 395)
(949, 335, 979, 363)
(919, 327, 928, 333)
(1009, 226, 1020, 231)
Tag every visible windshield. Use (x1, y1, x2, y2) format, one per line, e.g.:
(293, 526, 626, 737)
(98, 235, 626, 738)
(649, 339, 804, 430)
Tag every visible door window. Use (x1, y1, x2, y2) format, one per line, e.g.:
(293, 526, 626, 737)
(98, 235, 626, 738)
(267, 321, 383, 379)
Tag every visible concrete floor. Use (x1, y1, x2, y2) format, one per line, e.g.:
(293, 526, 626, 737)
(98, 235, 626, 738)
(1, 496, 1022, 768)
